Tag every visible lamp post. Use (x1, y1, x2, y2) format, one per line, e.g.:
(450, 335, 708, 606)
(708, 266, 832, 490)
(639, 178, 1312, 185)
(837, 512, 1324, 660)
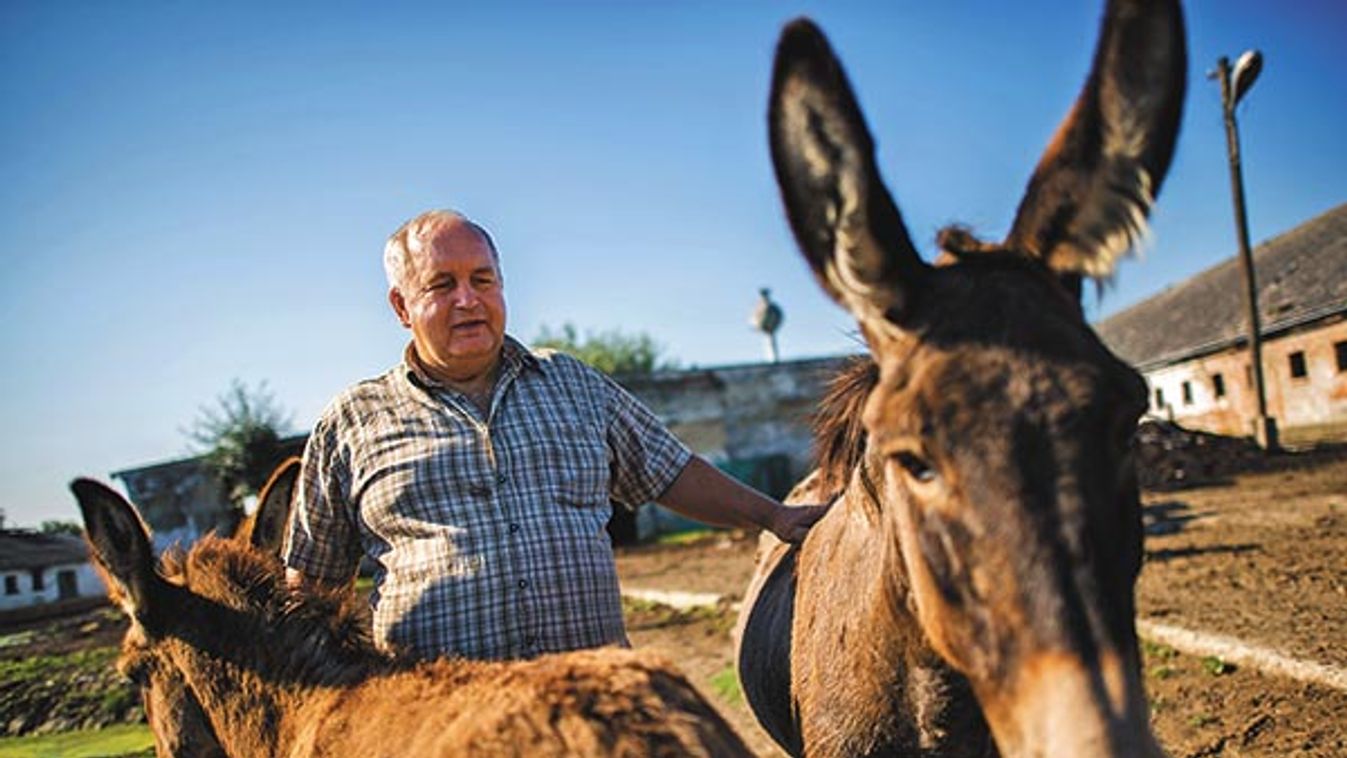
(750, 288, 783, 363)
(1212, 50, 1278, 450)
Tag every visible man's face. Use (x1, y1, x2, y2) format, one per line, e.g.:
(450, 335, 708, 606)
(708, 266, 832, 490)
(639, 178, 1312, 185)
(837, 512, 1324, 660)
(390, 219, 507, 380)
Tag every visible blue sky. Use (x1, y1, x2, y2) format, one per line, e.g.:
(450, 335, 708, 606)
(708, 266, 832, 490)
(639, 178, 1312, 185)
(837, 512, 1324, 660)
(3, 1, 1344, 527)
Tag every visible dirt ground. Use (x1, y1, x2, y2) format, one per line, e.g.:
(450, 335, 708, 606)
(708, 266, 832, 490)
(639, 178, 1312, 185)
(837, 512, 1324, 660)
(616, 452, 1347, 758)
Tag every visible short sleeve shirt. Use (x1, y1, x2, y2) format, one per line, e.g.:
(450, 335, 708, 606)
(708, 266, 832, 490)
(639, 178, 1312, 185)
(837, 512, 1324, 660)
(283, 337, 692, 661)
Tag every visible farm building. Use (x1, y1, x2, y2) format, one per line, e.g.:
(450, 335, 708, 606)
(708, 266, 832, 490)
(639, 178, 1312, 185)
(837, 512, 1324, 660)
(1096, 203, 1347, 448)
(0, 530, 105, 612)
(112, 434, 307, 552)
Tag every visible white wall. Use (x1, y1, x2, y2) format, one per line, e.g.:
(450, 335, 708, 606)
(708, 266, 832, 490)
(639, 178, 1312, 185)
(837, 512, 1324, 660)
(0, 562, 107, 611)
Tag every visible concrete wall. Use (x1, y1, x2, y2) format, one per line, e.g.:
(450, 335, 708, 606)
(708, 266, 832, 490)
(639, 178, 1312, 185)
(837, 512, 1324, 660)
(620, 355, 852, 491)
(1142, 316, 1347, 445)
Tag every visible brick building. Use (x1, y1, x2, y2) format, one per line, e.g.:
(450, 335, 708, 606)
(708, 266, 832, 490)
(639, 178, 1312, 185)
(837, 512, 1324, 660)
(1096, 203, 1347, 447)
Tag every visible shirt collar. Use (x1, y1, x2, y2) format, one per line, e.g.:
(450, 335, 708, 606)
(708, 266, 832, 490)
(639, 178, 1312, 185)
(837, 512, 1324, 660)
(400, 336, 542, 391)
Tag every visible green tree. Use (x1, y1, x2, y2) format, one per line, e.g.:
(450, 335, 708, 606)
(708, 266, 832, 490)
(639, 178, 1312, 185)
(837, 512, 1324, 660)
(40, 520, 83, 536)
(532, 323, 678, 375)
(187, 380, 293, 508)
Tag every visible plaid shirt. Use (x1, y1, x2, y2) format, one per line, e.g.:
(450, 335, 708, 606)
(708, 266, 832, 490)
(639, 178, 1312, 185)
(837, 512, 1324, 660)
(284, 337, 692, 661)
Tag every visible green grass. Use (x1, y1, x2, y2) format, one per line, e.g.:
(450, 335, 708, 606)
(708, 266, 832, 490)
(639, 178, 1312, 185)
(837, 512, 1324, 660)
(0, 724, 153, 758)
(1200, 655, 1231, 676)
(653, 529, 718, 547)
(0, 648, 119, 682)
(620, 595, 666, 615)
(709, 665, 744, 707)
(1140, 639, 1178, 660)
(1188, 713, 1218, 728)
(0, 631, 37, 650)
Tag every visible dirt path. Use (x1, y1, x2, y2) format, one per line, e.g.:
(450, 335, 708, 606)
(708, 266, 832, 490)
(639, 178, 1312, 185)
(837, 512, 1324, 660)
(616, 454, 1347, 757)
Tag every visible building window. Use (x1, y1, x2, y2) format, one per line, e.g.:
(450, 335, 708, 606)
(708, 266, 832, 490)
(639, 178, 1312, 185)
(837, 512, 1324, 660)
(31, 569, 45, 592)
(3, 575, 17, 595)
(1154, 387, 1165, 410)
(1289, 351, 1308, 379)
(1212, 373, 1226, 398)
(1336, 341, 1347, 373)
(1181, 381, 1193, 405)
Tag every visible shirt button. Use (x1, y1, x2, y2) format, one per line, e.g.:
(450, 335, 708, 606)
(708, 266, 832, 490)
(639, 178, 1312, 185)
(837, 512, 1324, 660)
(517, 579, 529, 590)
(508, 523, 520, 534)
(496, 473, 508, 485)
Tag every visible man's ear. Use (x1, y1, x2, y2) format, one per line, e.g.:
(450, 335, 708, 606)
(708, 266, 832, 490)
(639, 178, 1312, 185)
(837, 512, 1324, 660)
(388, 288, 412, 328)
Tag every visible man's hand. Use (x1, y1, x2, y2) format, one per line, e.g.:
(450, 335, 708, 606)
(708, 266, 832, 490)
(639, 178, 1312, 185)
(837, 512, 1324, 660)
(766, 502, 830, 544)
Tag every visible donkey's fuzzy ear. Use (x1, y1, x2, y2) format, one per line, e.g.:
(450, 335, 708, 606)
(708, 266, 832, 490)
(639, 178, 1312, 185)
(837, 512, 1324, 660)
(71, 478, 164, 622)
(1006, 0, 1186, 280)
(769, 18, 929, 329)
(248, 457, 300, 556)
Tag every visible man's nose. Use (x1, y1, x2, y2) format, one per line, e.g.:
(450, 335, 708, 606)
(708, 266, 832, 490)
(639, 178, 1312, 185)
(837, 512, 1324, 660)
(450, 283, 480, 308)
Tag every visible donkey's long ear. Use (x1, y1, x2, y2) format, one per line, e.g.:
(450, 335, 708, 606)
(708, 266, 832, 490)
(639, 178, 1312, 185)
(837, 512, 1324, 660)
(770, 19, 929, 328)
(71, 478, 164, 622)
(1006, 0, 1186, 279)
(249, 457, 300, 556)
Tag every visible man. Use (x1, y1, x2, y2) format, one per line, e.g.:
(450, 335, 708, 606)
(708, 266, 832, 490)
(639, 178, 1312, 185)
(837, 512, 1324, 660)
(284, 209, 827, 661)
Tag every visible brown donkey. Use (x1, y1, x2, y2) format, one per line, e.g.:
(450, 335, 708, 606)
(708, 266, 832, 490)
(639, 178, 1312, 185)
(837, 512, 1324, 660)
(130, 458, 301, 757)
(73, 468, 752, 757)
(736, 1, 1185, 756)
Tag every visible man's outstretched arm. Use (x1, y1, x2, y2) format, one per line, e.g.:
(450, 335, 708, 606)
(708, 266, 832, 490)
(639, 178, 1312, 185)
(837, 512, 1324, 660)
(655, 456, 829, 544)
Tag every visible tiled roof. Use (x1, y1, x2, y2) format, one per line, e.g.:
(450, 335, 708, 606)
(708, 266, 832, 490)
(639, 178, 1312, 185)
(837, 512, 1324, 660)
(0, 531, 90, 571)
(1097, 203, 1347, 369)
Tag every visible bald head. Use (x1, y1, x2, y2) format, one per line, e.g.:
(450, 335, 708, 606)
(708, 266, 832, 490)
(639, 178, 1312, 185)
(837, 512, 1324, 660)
(383, 210, 500, 293)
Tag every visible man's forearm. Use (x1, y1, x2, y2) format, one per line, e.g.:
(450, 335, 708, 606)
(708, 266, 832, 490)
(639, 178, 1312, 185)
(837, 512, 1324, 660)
(656, 456, 779, 531)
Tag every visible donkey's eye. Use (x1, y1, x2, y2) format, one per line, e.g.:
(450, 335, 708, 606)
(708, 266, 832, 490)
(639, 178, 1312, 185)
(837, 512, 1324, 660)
(894, 452, 938, 484)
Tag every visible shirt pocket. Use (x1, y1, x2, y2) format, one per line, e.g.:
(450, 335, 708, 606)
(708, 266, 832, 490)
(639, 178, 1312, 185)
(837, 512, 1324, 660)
(540, 422, 609, 508)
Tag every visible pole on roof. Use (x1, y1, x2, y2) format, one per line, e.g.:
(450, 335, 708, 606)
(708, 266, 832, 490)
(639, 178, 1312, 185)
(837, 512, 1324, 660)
(751, 288, 784, 363)
(1212, 52, 1278, 451)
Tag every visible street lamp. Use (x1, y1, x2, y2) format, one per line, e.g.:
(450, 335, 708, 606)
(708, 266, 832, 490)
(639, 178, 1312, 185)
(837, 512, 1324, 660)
(750, 287, 784, 363)
(1211, 50, 1278, 450)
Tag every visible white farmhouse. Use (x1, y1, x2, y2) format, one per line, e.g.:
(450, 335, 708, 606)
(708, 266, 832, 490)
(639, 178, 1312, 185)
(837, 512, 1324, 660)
(0, 530, 106, 612)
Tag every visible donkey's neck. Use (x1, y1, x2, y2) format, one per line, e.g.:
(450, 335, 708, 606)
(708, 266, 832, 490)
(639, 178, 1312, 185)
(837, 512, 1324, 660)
(164, 632, 381, 757)
(819, 469, 993, 756)
(165, 641, 303, 756)
(158, 572, 386, 756)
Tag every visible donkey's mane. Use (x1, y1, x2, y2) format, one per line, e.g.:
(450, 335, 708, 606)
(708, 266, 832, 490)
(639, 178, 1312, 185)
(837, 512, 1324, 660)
(812, 357, 879, 500)
(157, 536, 385, 684)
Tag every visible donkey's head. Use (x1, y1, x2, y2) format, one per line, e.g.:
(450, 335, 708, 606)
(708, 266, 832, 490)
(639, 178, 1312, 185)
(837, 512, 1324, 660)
(771, 1, 1183, 755)
(73, 458, 301, 758)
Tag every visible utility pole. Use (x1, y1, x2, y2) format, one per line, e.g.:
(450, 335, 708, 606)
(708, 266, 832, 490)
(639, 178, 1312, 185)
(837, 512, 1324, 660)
(1212, 51, 1278, 450)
